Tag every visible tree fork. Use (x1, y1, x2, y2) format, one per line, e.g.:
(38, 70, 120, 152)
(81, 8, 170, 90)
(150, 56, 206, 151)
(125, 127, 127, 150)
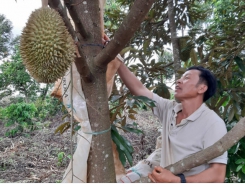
(95, 0, 156, 67)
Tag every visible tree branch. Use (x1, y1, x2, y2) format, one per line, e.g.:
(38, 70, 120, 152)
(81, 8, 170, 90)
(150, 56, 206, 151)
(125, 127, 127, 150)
(95, 0, 156, 67)
(139, 117, 245, 182)
(48, 0, 92, 83)
(166, 117, 245, 174)
(63, 0, 90, 39)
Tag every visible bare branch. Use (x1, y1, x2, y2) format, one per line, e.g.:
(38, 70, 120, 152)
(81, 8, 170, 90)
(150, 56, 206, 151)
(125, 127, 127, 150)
(48, 0, 92, 82)
(139, 117, 245, 182)
(166, 117, 245, 174)
(95, 0, 156, 67)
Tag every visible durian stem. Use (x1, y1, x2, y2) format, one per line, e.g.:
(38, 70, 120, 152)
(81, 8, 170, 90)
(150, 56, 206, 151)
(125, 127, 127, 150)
(42, 0, 48, 7)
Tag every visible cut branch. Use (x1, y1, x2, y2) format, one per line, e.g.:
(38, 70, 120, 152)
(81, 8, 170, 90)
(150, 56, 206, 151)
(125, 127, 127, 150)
(165, 117, 245, 174)
(139, 117, 245, 182)
(48, 0, 92, 83)
(95, 0, 156, 67)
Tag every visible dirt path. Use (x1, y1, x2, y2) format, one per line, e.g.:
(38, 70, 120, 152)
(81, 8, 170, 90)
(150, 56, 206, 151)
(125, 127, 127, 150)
(0, 110, 161, 182)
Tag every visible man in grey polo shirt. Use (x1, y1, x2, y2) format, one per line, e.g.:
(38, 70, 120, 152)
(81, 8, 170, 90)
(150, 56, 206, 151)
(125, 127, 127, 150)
(117, 63, 227, 183)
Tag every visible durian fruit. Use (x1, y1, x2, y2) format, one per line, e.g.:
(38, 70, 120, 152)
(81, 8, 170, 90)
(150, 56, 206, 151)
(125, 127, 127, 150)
(20, 7, 75, 83)
(153, 83, 171, 99)
(178, 36, 194, 62)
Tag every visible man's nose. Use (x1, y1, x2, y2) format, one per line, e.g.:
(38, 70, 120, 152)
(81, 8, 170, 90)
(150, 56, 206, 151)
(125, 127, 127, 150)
(177, 78, 182, 83)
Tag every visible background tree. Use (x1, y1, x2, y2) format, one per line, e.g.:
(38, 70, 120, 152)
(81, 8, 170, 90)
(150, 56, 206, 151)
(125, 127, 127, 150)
(0, 14, 18, 59)
(0, 46, 45, 103)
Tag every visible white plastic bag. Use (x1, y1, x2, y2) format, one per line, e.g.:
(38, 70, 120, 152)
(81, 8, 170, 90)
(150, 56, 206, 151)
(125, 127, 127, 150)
(61, 63, 92, 183)
(118, 148, 161, 183)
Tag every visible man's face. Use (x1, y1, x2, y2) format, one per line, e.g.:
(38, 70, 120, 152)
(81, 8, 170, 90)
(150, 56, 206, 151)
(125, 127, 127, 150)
(174, 69, 205, 101)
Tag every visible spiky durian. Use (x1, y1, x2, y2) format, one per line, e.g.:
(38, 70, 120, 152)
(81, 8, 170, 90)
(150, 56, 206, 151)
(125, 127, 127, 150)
(20, 7, 75, 83)
(178, 36, 193, 62)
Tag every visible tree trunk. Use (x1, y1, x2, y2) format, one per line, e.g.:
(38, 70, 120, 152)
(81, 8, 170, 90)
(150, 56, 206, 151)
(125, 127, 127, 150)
(69, 1, 116, 182)
(82, 68, 116, 183)
(49, 0, 156, 182)
(167, 0, 181, 79)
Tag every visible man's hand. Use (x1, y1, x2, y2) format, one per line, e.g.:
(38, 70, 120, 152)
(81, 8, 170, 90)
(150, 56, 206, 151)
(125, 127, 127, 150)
(148, 166, 180, 183)
(102, 33, 110, 46)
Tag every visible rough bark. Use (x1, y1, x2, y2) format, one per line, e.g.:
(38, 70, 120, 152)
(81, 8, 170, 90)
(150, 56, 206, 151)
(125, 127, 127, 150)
(138, 117, 245, 182)
(63, 0, 90, 39)
(167, 0, 181, 79)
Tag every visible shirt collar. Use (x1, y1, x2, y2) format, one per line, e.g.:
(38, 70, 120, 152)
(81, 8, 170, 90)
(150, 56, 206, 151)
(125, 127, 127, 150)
(173, 103, 207, 122)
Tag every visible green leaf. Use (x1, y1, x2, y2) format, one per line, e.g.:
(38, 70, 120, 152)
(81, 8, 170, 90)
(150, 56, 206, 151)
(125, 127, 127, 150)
(121, 125, 143, 135)
(236, 165, 243, 172)
(236, 158, 245, 165)
(133, 96, 156, 107)
(74, 125, 81, 131)
(111, 125, 133, 166)
(242, 165, 245, 174)
(234, 56, 245, 73)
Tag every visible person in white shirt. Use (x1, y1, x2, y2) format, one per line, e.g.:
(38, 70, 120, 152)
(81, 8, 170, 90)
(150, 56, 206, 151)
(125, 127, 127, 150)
(117, 63, 227, 183)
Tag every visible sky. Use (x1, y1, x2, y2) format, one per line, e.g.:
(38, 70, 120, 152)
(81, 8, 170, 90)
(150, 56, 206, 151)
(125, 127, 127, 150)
(0, 0, 41, 37)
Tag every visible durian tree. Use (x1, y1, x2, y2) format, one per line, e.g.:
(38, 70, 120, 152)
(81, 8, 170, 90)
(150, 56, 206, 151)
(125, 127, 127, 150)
(18, 0, 245, 182)
(19, 0, 156, 182)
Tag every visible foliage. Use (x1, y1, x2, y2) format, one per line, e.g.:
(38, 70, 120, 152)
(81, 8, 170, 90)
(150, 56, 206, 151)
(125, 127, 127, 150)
(1, 102, 37, 137)
(109, 90, 156, 166)
(34, 96, 62, 121)
(57, 152, 71, 167)
(104, 0, 245, 180)
(0, 45, 43, 102)
(0, 14, 13, 59)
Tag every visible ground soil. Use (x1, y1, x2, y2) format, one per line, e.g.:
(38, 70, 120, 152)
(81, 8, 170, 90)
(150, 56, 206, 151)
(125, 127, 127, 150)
(0, 110, 161, 183)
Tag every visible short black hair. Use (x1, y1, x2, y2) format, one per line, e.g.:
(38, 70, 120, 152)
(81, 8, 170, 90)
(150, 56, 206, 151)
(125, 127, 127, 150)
(187, 66, 217, 102)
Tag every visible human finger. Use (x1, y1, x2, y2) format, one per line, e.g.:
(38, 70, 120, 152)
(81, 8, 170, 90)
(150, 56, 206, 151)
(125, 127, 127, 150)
(148, 173, 156, 183)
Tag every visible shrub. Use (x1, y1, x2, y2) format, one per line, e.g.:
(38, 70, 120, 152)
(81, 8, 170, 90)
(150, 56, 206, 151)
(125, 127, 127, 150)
(34, 97, 62, 121)
(2, 102, 37, 136)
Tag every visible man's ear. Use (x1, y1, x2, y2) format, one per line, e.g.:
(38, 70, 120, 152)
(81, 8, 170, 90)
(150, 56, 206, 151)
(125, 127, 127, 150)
(198, 84, 208, 94)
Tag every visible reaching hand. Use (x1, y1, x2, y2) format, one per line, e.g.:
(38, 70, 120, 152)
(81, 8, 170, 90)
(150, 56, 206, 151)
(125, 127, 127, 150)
(102, 33, 110, 46)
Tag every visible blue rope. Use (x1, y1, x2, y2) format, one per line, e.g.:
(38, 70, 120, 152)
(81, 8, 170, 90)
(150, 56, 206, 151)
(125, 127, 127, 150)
(130, 167, 142, 177)
(83, 126, 111, 136)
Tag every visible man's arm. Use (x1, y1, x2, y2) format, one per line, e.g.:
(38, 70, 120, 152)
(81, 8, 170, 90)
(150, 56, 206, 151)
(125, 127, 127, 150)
(148, 163, 226, 183)
(117, 62, 153, 99)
